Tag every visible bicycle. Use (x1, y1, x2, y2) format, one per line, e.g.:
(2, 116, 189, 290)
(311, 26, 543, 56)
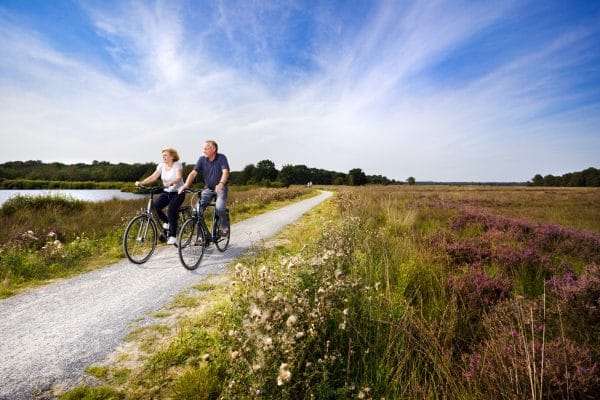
(123, 185, 192, 264)
(177, 189, 231, 270)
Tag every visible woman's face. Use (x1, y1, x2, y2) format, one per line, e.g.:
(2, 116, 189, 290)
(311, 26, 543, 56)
(162, 151, 173, 163)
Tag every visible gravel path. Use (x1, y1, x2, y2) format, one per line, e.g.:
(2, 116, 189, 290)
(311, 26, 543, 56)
(0, 191, 332, 399)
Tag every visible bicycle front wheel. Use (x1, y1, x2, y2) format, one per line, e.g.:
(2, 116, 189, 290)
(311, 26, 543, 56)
(178, 218, 205, 270)
(123, 214, 157, 264)
(215, 214, 230, 252)
(178, 206, 192, 227)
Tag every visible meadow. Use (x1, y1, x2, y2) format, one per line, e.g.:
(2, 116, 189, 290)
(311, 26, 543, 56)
(0, 186, 313, 298)
(59, 185, 599, 400)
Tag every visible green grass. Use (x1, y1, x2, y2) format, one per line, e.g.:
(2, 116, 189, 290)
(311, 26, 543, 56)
(152, 311, 171, 318)
(58, 386, 124, 400)
(1, 178, 130, 190)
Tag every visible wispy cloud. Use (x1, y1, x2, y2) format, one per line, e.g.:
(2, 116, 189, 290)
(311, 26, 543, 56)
(0, 0, 598, 181)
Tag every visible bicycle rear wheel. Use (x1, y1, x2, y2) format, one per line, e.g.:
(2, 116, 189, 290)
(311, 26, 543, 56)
(123, 214, 157, 264)
(178, 218, 205, 270)
(214, 213, 230, 252)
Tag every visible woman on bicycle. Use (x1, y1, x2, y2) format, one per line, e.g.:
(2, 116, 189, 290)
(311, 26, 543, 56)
(135, 148, 185, 245)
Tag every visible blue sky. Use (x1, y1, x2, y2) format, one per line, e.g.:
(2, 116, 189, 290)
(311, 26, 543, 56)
(0, 0, 598, 182)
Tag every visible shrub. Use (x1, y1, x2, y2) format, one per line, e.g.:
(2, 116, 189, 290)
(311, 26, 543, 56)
(464, 298, 600, 399)
(1, 194, 84, 216)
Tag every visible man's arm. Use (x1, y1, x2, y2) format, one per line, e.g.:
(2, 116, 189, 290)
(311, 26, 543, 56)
(216, 168, 229, 193)
(178, 169, 198, 194)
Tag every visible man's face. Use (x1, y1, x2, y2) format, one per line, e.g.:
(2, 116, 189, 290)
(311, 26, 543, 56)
(203, 142, 216, 158)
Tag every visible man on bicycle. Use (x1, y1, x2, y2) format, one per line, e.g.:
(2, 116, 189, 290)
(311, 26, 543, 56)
(179, 140, 230, 236)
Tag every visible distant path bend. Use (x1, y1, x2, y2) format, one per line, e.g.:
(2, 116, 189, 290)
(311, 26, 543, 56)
(0, 190, 333, 399)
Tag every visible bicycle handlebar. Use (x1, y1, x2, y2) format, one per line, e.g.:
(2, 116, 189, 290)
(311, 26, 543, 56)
(135, 184, 165, 194)
(182, 188, 219, 195)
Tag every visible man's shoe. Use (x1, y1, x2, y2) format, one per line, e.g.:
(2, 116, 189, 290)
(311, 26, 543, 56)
(220, 228, 229, 237)
(167, 236, 177, 245)
(163, 222, 170, 230)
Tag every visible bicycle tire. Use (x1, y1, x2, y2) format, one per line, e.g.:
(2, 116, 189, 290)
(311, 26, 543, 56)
(214, 213, 230, 252)
(178, 218, 205, 270)
(123, 214, 157, 264)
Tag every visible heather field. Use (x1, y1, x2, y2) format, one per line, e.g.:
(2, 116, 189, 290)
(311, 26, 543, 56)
(65, 185, 600, 400)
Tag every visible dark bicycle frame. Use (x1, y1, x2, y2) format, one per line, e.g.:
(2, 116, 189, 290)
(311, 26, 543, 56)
(122, 185, 191, 264)
(177, 189, 230, 270)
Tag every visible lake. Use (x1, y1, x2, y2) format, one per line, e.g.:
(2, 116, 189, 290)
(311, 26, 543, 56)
(0, 189, 144, 207)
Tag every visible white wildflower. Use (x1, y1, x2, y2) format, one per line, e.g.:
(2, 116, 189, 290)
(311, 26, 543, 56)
(249, 303, 261, 319)
(262, 336, 273, 350)
(286, 315, 297, 328)
(277, 363, 291, 385)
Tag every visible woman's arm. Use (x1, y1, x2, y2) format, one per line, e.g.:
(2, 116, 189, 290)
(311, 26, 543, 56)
(164, 165, 183, 188)
(135, 169, 161, 187)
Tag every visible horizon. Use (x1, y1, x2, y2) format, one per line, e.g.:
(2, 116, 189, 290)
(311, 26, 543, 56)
(4, 158, 598, 183)
(1, 1, 599, 182)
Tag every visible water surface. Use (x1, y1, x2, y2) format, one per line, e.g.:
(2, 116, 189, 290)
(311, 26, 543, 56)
(0, 189, 143, 206)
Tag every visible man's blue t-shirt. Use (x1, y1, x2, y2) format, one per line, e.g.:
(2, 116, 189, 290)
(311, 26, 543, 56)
(193, 153, 230, 189)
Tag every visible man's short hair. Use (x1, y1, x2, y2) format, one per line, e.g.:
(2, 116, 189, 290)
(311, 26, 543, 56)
(205, 140, 218, 152)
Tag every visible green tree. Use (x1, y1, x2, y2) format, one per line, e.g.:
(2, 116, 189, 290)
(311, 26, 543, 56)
(348, 168, 367, 186)
(255, 160, 278, 182)
(531, 174, 544, 186)
(543, 174, 560, 186)
(582, 167, 600, 187)
(278, 165, 295, 187)
(407, 176, 416, 185)
(237, 164, 256, 185)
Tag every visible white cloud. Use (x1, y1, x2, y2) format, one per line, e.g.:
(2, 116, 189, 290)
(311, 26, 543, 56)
(0, 0, 598, 181)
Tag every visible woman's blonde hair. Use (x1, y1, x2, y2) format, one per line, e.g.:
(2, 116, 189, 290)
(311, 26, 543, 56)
(162, 148, 180, 162)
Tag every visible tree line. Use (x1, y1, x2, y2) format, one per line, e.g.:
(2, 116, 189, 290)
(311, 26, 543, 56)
(529, 167, 599, 187)
(0, 160, 399, 187)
